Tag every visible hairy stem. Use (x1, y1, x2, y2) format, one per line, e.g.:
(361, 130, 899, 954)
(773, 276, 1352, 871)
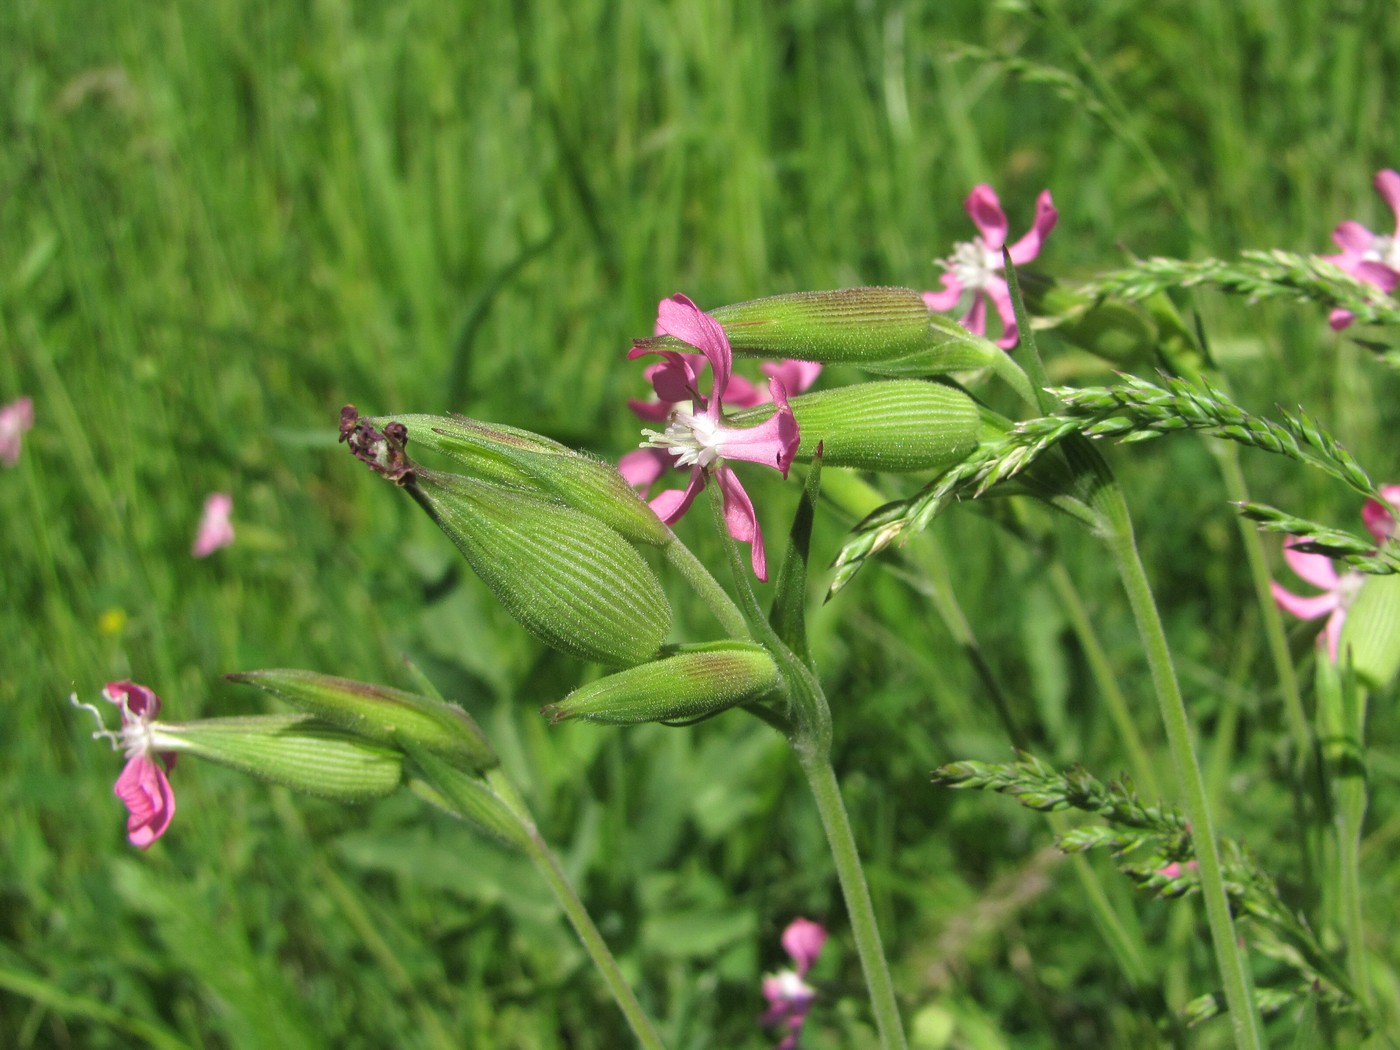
(1086, 447, 1265, 1050)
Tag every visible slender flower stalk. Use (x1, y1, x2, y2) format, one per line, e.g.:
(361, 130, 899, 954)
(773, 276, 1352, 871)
(1003, 262, 1264, 1048)
(707, 496, 906, 1050)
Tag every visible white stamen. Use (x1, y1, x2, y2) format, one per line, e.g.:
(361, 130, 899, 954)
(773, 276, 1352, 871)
(639, 408, 724, 470)
(939, 238, 1001, 291)
(1364, 234, 1399, 270)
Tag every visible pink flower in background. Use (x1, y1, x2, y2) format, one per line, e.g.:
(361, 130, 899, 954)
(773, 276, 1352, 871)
(73, 681, 178, 848)
(625, 294, 802, 581)
(0, 396, 34, 467)
(1362, 484, 1400, 544)
(1322, 168, 1400, 330)
(192, 492, 235, 557)
(923, 184, 1058, 349)
(1272, 487, 1399, 661)
(760, 917, 828, 1050)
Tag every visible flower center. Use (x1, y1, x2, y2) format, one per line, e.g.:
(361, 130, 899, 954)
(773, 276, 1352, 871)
(1338, 569, 1367, 610)
(639, 409, 724, 470)
(941, 238, 1001, 291)
(1365, 233, 1400, 271)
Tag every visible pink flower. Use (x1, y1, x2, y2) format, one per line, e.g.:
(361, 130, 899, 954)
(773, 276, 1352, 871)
(192, 492, 235, 557)
(1272, 487, 1399, 661)
(923, 184, 1058, 349)
(1322, 168, 1400, 330)
(74, 681, 178, 848)
(626, 294, 802, 581)
(0, 396, 34, 467)
(760, 918, 828, 1050)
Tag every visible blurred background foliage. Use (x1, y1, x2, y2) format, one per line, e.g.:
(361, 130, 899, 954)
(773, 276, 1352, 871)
(3, 0, 1399, 1046)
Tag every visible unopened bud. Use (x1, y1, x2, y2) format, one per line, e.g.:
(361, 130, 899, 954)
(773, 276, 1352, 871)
(373, 414, 671, 547)
(541, 642, 782, 725)
(780, 380, 981, 472)
(1340, 573, 1400, 689)
(410, 469, 671, 665)
(154, 715, 403, 801)
(226, 669, 496, 773)
(710, 288, 1000, 375)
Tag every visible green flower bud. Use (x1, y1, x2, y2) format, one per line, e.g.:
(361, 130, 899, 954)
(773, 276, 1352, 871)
(1340, 573, 1400, 689)
(410, 469, 671, 665)
(693, 288, 999, 375)
(729, 380, 982, 473)
(374, 414, 671, 547)
(153, 715, 403, 801)
(226, 669, 497, 773)
(541, 642, 782, 725)
(785, 380, 981, 472)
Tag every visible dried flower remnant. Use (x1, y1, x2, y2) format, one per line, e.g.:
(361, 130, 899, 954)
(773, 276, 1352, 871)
(0, 396, 34, 467)
(924, 184, 1058, 349)
(339, 405, 415, 484)
(1322, 168, 1400, 330)
(192, 492, 235, 557)
(628, 294, 801, 580)
(759, 917, 828, 1050)
(72, 681, 177, 848)
(1272, 488, 1399, 661)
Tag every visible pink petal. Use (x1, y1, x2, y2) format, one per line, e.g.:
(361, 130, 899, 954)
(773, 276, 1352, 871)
(761, 360, 822, 395)
(1283, 541, 1340, 590)
(114, 755, 176, 849)
(644, 352, 705, 405)
(1362, 493, 1398, 544)
(1354, 260, 1400, 294)
(192, 492, 235, 558)
(1006, 189, 1058, 265)
(1331, 220, 1376, 259)
(618, 448, 673, 490)
(1329, 307, 1357, 330)
(627, 397, 674, 423)
(724, 373, 766, 408)
(964, 184, 1008, 249)
(959, 292, 988, 337)
(1270, 581, 1340, 621)
(105, 679, 161, 721)
(1376, 169, 1400, 234)
(781, 918, 827, 974)
(0, 396, 34, 467)
(648, 467, 706, 525)
(656, 295, 733, 403)
(710, 379, 800, 477)
(921, 276, 964, 312)
(1323, 607, 1347, 663)
(715, 466, 767, 581)
(984, 279, 1020, 349)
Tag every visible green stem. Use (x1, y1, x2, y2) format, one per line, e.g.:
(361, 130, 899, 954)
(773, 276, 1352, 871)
(706, 493, 902, 1047)
(1088, 451, 1265, 1050)
(796, 750, 909, 1050)
(486, 766, 666, 1050)
(663, 536, 750, 639)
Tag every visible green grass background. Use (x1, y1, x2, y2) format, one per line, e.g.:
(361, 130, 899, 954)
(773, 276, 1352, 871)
(3, 0, 1399, 1046)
